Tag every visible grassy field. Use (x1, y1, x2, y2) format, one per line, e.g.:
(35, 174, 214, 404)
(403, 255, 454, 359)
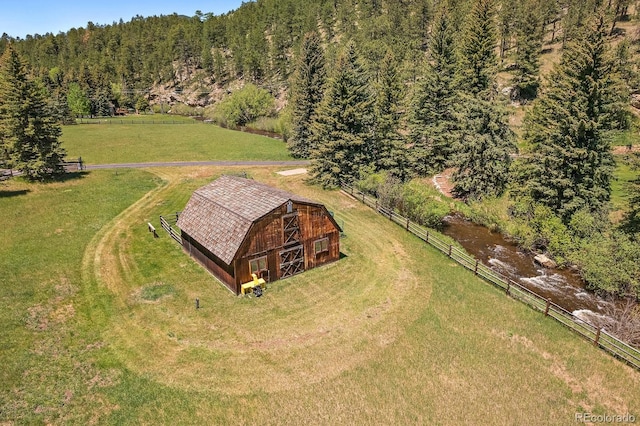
(61, 119, 292, 164)
(1, 166, 639, 424)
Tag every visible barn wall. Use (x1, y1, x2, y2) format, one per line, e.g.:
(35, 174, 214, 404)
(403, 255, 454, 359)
(182, 232, 238, 294)
(235, 202, 340, 285)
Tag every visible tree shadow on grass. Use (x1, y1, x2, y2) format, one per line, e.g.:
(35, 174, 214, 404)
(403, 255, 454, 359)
(53, 171, 89, 183)
(0, 189, 30, 198)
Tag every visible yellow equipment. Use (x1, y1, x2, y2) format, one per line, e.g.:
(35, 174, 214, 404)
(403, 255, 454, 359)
(241, 273, 266, 295)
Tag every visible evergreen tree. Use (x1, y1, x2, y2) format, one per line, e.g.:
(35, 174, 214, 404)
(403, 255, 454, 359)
(516, 17, 628, 221)
(0, 45, 65, 180)
(511, 1, 544, 101)
(455, 0, 498, 99)
(310, 41, 375, 187)
(288, 32, 326, 159)
(451, 95, 516, 199)
(374, 49, 406, 179)
(408, 6, 458, 176)
(451, 0, 516, 199)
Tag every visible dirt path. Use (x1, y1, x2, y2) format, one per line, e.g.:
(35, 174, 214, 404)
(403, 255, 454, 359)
(432, 168, 455, 198)
(613, 144, 640, 155)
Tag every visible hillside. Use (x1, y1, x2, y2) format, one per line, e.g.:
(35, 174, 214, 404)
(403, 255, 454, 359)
(2, 0, 639, 120)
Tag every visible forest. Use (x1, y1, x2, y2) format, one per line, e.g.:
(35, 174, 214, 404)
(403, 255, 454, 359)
(1, 0, 640, 300)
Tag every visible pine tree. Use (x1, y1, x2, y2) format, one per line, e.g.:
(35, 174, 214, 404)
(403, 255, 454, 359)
(455, 0, 498, 99)
(408, 6, 458, 176)
(287, 32, 326, 159)
(451, 0, 516, 199)
(451, 95, 516, 199)
(310, 41, 376, 187)
(374, 49, 406, 179)
(0, 45, 65, 180)
(516, 17, 628, 221)
(511, 1, 544, 101)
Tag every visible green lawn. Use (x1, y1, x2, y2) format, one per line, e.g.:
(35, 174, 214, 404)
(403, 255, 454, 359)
(1, 167, 639, 424)
(612, 159, 639, 213)
(62, 120, 292, 164)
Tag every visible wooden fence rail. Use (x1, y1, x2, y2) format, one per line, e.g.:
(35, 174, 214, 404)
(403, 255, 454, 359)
(159, 212, 182, 244)
(340, 182, 640, 371)
(77, 118, 198, 125)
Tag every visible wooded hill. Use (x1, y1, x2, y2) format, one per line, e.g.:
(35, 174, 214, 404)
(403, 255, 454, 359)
(1, 0, 638, 115)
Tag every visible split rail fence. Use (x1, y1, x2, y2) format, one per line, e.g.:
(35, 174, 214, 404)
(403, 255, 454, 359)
(77, 118, 198, 125)
(159, 212, 182, 244)
(341, 182, 640, 371)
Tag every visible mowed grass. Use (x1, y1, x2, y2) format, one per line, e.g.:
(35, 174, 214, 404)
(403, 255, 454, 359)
(2, 166, 640, 424)
(611, 159, 640, 217)
(61, 119, 292, 164)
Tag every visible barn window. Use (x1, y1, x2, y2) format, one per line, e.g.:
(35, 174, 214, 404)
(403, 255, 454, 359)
(314, 238, 329, 255)
(250, 256, 268, 274)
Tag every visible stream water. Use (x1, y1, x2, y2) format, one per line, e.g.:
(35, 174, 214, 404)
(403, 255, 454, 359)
(440, 215, 615, 324)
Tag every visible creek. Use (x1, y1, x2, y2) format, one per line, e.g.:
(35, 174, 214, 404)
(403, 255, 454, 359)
(440, 214, 615, 324)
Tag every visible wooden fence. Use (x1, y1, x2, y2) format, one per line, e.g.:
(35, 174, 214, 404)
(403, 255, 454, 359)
(340, 182, 640, 371)
(159, 212, 182, 244)
(77, 118, 198, 125)
(0, 169, 13, 181)
(61, 158, 84, 172)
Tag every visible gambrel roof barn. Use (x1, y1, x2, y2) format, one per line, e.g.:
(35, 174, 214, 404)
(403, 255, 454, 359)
(177, 175, 341, 295)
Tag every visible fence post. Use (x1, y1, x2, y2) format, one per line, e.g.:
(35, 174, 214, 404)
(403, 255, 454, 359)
(406, 218, 410, 231)
(594, 328, 601, 347)
(506, 281, 510, 295)
(362, 193, 365, 203)
(375, 200, 378, 210)
(425, 231, 429, 243)
(544, 298, 551, 316)
(474, 259, 479, 275)
(448, 245, 452, 257)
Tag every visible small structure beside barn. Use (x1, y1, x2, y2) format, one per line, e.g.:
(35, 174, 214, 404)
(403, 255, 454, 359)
(176, 175, 341, 295)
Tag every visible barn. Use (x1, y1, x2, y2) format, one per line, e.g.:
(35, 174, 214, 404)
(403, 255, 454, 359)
(176, 175, 341, 295)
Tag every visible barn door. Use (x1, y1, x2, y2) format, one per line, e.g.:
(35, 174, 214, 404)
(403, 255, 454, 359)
(282, 212, 301, 246)
(280, 244, 304, 278)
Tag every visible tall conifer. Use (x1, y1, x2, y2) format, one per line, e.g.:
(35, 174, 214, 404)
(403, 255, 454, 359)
(0, 46, 65, 180)
(455, 0, 497, 99)
(310, 41, 375, 187)
(374, 49, 406, 179)
(511, 2, 544, 101)
(516, 17, 627, 221)
(288, 32, 326, 158)
(452, 0, 516, 199)
(408, 6, 458, 176)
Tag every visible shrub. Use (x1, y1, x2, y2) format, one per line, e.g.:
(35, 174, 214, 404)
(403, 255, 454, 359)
(400, 180, 450, 229)
(214, 83, 275, 127)
(571, 231, 640, 297)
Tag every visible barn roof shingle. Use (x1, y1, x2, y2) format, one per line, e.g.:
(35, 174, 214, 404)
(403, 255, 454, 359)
(176, 175, 317, 265)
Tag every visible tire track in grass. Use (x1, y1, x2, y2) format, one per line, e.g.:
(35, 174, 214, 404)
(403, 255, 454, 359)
(80, 167, 431, 395)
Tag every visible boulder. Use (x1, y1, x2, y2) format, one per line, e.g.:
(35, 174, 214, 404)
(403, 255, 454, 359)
(534, 254, 557, 269)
